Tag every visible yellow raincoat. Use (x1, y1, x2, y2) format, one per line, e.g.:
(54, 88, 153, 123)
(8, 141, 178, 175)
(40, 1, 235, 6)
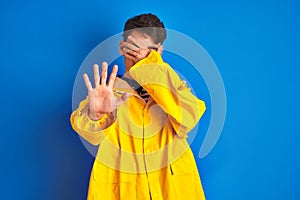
(70, 51, 206, 200)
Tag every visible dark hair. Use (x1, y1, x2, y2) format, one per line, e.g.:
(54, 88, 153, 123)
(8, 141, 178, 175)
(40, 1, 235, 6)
(123, 13, 166, 44)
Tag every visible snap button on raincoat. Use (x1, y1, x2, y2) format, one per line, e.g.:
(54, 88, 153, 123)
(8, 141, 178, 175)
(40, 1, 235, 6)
(70, 51, 206, 200)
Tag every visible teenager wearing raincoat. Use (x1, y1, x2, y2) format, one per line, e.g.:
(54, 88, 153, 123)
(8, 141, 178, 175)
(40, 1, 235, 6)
(70, 13, 206, 200)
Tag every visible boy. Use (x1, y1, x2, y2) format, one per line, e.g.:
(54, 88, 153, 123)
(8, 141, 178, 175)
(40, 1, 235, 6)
(70, 13, 206, 200)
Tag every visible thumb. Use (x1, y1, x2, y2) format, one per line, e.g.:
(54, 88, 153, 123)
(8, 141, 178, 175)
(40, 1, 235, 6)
(112, 92, 131, 109)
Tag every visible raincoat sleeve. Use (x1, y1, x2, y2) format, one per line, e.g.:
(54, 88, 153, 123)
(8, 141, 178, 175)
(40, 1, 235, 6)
(129, 51, 206, 137)
(70, 96, 115, 145)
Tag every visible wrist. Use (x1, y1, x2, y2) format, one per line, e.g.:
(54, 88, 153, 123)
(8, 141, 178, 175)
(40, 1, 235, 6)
(88, 109, 104, 121)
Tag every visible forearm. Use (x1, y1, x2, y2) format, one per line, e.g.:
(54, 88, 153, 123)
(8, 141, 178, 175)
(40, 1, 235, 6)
(70, 97, 115, 145)
(129, 54, 206, 136)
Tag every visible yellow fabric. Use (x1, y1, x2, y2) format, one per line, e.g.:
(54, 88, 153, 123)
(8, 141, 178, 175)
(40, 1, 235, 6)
(70, 51, 206, 200)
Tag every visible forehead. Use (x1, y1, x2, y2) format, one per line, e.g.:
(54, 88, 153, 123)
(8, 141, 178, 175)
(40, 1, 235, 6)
(128, 30, 155, 44)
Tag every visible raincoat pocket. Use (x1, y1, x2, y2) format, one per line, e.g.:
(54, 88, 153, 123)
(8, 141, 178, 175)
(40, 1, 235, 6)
(169, 164, 196, 199)
(170, 149, 195, 176)
(92, 160, 135, 183)
(169, 150, 196, 199)
(90, 160, 136, 200)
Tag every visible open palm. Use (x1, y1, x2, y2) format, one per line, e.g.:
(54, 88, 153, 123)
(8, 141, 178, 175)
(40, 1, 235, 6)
(83, 62, 129, 119)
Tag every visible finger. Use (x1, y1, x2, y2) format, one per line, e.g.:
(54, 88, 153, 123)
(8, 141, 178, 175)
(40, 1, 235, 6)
(83, 73, 93, 91)
(122, 41, 140, 51)
(123, 53, 137, 63)
(122, 47, 139, 58)
(127, 35, 147, 49)
(101, 62, 108, 86)
(93, 64, 100, 86)
(140, 48, 151, 57)
(108, 65, 118, 87)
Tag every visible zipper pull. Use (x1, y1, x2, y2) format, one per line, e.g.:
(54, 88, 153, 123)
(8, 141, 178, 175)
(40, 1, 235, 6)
(170, 164, 174, 175)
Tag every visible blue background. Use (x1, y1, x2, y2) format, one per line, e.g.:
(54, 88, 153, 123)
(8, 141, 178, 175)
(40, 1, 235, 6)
(0, 0, 299, 199)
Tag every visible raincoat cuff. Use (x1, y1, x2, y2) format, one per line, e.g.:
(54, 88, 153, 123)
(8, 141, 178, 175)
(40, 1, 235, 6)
(129, 50, 164, 72)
